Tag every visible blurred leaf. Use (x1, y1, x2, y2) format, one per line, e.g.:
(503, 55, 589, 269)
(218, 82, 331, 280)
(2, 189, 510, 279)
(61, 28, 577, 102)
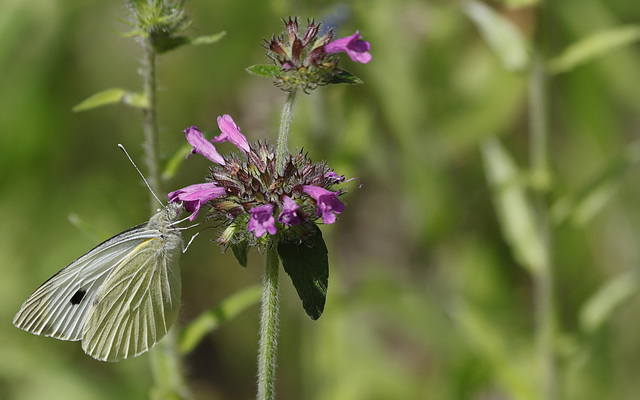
(246, 64, 281, 78)
(548, 25, 640, 74)
(231, 241, 249, 268)
(551, 141, 640, 226)
(463, 0, 530, 72)
(189, 31, 226, 46)
(455, 302, 538, 400)
(278, 224, 328, 320)
(73, 88, 145, 111)
(152, 31, 226, 53)
(328, 70, 363, 85)
(122, 91, 148, 108)
(496, 0, 539, 8)
(179, 285, 262, 354)
(162, 142, 193, 180)
(580, 270, 640, 333)
(481, 137, 545, 273)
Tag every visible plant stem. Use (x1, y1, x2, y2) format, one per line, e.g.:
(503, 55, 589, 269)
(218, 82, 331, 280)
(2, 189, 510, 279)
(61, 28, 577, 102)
(141, 37, 161, 206)
(141, 35, 190, 400)
(275, 89, 298, 174)
(529, 50, 556, 400)
(257, 246, 281, 400)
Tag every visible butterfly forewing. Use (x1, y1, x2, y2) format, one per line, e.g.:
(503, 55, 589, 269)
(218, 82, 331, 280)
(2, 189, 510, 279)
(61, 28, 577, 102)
(13, 204, 183, 362)
(81, 230, 182, 362)
(12, 225, 153, 340)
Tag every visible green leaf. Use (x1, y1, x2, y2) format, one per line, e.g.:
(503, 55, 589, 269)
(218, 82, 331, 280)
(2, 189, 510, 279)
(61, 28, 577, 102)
(463, 0, 530, 72)
(73, 88, 130, 111)
(328, 70, 363, 85)
(548, 25, 640, 74)
(179, 285, 262, 354)
(246, 64, 281, 78)
(189, 31, 226, 46)
(551, 141, 640, 226)
(580, 270, 640, 333)
(161, 142, 193, 181)
(152, 31, 226, 54)
(481, 137, 545, 273)
(231, 241, 249, 268)
(278, 225, 329, 320)
(152, 36, 189, 53)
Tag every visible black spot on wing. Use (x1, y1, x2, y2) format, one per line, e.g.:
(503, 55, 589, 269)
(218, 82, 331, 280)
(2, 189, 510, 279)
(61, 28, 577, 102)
(70, 289, 87, 305)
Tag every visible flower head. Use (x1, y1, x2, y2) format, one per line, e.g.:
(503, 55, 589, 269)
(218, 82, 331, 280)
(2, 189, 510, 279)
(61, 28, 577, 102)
(324, 31, 372, 63)
(302, 186, 345, 224)
(168, 114, 359, 248)
(248, 204, 277, 238)
(185, 126, 225, 165)
(168, 182, 226, 221)
(261, 18, 370, 93)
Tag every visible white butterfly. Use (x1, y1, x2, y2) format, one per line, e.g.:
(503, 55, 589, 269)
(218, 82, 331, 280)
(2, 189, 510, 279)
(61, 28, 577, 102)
(13, 202, 184, 362)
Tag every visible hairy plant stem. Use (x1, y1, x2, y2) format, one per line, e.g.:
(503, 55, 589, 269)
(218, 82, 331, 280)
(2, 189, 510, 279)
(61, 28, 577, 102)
(529, 51, 557, 400)
(257, 246, 281, 400)
(141, 35, 190, 400)
(275, 89, 298, 174)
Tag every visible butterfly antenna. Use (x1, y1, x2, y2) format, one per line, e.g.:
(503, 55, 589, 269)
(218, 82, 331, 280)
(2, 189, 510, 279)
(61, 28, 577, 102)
(118, 144, 164, 207)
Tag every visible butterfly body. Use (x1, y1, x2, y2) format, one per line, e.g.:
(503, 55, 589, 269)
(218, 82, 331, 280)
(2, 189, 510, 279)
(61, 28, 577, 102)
(13, 203, 183, 362)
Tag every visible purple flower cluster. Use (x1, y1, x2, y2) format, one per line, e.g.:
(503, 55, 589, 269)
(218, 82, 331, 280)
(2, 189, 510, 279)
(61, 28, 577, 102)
(265, 18, 371, 92)
(168, 115, 357, 242)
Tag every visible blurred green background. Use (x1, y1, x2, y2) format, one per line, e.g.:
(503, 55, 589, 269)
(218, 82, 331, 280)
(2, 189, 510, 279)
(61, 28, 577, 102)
(3, 0, 640, 399)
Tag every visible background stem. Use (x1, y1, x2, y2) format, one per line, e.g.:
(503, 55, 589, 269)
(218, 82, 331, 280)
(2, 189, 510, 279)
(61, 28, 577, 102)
(529, 49, 557, 400)
(275, 89, 298, 174)
(141, 35, 190, 400)
(257, 246, 281, 400)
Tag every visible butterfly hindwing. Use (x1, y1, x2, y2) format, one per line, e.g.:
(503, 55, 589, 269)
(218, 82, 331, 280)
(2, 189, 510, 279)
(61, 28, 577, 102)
(81, 231, 182, 362)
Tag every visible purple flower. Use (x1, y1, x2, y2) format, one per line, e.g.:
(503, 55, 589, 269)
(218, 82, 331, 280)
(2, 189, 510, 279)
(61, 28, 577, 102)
(185, 126, 226, 165)
(213, 114, 251, 153)
(324, 31, 372, 64)
(302, 186, 345, 224)
(277, 196, 302, 226)
(248, 204, 277, 237)
(168, 182, 226, 221)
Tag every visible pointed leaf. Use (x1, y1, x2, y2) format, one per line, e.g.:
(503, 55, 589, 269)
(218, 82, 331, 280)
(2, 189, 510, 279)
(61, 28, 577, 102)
(231, 241, 249, 268)
(179, 285, 262, 354)
(463, 0, 530, 72)
(548, 25, 640, 74)
(481, 137, 545, 273)
(580, 270, 640, 333)
(246, 64, 281, 78)
(278, 225, 329, 320)
(328, 69, 363, 85)
(189, 31, 226, 46)
(73, 88, 128, 112)
(551, 141, 640, 226)
(162, 142, 194, 181)
(152, 36, 189, 53)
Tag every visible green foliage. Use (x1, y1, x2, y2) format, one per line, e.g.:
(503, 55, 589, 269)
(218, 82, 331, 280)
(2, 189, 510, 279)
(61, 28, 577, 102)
(278, 225, 328, 320)
(179, 285, 261, 354)
(5, 1, 640, 399)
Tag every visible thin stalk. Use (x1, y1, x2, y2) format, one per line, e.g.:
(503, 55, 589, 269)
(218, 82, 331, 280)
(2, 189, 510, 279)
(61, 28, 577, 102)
(257, 246, 281, 400)
(276, 89, 298, 174)
(141, 35, 190, 399)
(529, 52, 556, 400)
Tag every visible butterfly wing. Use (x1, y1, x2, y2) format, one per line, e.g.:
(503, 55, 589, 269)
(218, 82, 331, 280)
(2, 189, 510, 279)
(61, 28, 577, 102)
(12, 224, 152, 341)
(81, 228, 182, 362)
